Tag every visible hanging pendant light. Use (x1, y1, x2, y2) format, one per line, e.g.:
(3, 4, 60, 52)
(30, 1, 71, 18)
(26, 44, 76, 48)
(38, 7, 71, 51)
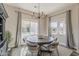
(32, 3, 46, 19)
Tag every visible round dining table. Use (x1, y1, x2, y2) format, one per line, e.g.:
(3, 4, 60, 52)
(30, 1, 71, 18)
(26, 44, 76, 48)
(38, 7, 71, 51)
(26, 36, 55, 44)
(25, 35, 56, 56)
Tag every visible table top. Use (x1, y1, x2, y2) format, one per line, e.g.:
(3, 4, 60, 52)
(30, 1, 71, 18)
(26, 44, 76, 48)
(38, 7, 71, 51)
(25, 36, 56, 44)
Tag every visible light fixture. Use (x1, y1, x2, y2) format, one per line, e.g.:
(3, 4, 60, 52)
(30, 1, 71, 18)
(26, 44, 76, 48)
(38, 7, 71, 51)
(32, 3, 46, 19)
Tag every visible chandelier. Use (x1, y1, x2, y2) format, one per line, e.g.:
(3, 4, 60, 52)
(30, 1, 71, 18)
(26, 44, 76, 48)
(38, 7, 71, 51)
(32, 3, 46, 19)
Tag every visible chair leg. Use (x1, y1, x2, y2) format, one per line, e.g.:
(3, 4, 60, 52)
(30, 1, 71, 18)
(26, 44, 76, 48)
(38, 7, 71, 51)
(42, 52, 44, 56)
(50, 53, 52, 56)
(56, 48, 59, 56)
(51, 52, 53, 56)
(38, 50, 41, 56)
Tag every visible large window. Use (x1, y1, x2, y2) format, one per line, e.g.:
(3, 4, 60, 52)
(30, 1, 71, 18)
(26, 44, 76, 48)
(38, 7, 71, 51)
(50, 21, 58, 38)
(22, 20, 38, 40)
(50, 14, 66, 46)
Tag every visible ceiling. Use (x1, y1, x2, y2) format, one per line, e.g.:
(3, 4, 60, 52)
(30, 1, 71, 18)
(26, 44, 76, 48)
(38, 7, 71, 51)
(6, 3, 75, 14)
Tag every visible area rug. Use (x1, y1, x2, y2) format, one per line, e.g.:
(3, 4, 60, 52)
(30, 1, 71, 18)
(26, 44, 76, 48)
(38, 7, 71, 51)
(70, 51, 79, 56)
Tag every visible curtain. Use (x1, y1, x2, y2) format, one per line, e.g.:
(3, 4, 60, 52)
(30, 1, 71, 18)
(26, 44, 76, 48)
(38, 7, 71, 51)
(15, 11, 22, 47)
(48, 17, 51, 37)
(66, 10, 75, 49)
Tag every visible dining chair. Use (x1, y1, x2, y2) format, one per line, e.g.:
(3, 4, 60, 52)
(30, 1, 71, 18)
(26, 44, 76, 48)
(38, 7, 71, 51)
(26, 41, 39, 56)
(40, 41, 59, 56)
(49, 42, 59, 56)
(37, 38, 54, 56)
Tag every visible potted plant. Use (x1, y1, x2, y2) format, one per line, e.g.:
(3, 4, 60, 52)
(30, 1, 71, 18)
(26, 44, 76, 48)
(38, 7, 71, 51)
(5, 31, 12, 44)
(5, 31, 12, 54)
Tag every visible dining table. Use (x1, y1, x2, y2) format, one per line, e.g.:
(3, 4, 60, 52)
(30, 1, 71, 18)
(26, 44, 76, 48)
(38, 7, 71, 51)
(25, 35, 56, 56)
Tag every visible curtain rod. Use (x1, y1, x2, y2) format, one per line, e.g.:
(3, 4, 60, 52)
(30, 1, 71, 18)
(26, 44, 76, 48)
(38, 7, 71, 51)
(15, 10, 33, 16)
(48, 10, 71, 18)
(15, 10, 46, 20)
(15, 10, 41, 20)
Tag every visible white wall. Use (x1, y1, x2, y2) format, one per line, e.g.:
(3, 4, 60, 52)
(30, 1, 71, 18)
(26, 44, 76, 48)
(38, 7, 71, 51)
(71, 4, 79, 49)
(39, 17, 47, 36)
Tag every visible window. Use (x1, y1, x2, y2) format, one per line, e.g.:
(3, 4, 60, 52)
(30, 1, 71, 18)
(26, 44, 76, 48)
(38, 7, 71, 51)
(30, 21, 38, 35)
(22, 20, 38, 40)
(59, 21, 66, 35)
(50, 22, 58, 34)
(50, 21, 58, 38)
(50, 16, 66, 46)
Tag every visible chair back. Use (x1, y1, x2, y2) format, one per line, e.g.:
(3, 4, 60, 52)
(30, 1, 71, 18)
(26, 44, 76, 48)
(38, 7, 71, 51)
(26, 40, 39, 51)
(47, 38, 57, 46)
